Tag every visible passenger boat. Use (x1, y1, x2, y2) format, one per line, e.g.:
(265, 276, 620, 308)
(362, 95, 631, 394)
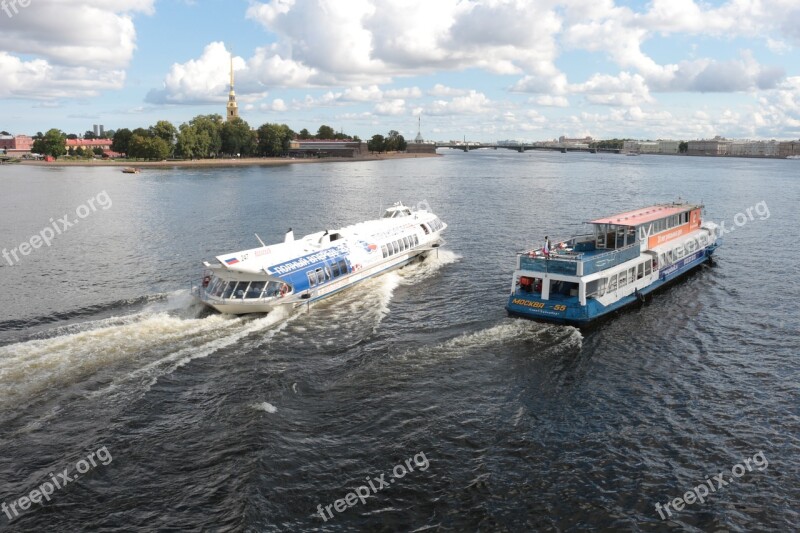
(121, 167, 140, 174)
(195, 203, 447, 314)
(506, 202, 720, 325)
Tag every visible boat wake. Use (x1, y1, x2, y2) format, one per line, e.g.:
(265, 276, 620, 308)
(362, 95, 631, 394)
(395, 319, 583, 368)
(397, 248, 460, 286)
(0, 249, 458, 417)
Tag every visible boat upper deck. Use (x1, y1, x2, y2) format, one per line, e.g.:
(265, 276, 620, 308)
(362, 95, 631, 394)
(590, 204, 699, 226)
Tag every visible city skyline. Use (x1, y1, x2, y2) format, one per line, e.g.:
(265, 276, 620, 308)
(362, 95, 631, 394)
(0, 0, 799, 142)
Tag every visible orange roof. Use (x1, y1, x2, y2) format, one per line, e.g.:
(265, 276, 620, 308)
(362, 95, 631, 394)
(590, 204, 699, 225)
(66, 138, 112, 146)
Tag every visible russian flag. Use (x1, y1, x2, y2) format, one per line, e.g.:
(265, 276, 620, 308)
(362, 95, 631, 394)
(225, 257, 239, 265)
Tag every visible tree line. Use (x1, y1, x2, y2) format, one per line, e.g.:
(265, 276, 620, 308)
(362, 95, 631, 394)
(29, 118, 369, 160)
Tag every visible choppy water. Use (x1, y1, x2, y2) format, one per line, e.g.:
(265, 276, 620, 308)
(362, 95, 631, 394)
(0, 151, 798, 531)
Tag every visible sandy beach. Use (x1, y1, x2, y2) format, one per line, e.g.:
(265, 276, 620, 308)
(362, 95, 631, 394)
(16, 152, 439, 169)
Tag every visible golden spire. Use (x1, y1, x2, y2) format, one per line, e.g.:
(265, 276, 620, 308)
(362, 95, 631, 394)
(226, 52, 239, 121)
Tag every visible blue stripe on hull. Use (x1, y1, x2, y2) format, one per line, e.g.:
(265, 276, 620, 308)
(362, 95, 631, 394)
(300, 253, 422, 306)
(506, 246, 717, 326)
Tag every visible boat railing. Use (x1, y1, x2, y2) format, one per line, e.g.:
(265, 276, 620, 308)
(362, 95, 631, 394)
(518, 240, 640, 276)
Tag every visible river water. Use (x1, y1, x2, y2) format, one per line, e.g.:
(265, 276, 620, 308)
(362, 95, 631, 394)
(0, 151, 797, 531)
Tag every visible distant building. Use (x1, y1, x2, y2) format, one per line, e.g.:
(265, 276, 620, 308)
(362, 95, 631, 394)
(778, 140, 800, 158)
(288, 139, 366, 158)
(0, 134, 34, 155)
(687, 137, 732, 156)
(66, 138, 114, 155)
(226, 56, 239, 122)
(658, 140, 680, 154)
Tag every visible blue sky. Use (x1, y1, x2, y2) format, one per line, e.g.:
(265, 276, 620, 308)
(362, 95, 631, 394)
(1, 0, 798, 142)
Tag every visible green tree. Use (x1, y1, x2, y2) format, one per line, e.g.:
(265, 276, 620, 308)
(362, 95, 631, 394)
(679, 141, 688, 153)
(112, 128, 133, 155)
(257, 123, 295, 157)
(316, 125, 335, 139)
(150, 120, 178, 154)
(367, 134, 385, 153)
(32, 128, 67, 159)
(66, 133, 78, 140)
(128, 134, 170, 160)
(190, 114, 223, 157)
(84, 130, 96, 140)
(75, 147, 85, 157)
(93, 147, 105, 156)
(385, 130, 406, 151)
(298, 128, 312, 140)
(68, 147, 75, 156)
(222, 118, 257, 156)
(176, 123, 204, 159)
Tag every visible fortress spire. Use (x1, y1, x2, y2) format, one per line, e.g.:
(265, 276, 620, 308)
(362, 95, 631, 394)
(226, 54, 239, 122)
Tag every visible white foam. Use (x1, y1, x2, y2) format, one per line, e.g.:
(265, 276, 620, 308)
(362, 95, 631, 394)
(397, 248, 461, 286)
(251, 401, 277, 413)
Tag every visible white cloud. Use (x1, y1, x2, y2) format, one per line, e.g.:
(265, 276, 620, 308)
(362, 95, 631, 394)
(427, 90, 491, 115)
(570, 72, 653, 107)
(373, 99, 406, 115)
(384, 87, 422, 98)
(428, 84, 467, 97)
(0, 0, 152, 99)
(532, 95, 570, 107)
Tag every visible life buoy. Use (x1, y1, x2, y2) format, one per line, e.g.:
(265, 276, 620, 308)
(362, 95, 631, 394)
(202, 275, 211, 287)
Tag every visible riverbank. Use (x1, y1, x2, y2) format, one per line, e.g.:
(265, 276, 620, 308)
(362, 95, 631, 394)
(17, 152, 440, 169)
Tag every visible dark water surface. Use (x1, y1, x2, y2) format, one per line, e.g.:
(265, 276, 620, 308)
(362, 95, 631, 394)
(0, 151, 797, 531)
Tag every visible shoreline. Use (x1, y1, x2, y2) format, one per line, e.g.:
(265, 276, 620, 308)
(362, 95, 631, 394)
(15, 152, 440, 169)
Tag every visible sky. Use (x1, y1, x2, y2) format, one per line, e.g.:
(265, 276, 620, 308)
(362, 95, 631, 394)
(0, 0, 799, 143)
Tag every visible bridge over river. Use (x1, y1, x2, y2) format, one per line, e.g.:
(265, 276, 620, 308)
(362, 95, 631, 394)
(434, 143, 621, 154)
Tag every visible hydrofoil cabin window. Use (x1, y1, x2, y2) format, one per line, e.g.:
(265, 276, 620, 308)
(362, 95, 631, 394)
(307, 271, 317, 287)
(222, 282, 235, 299)
(331, 262, 341, 277)
(246, 281, 266, 299)
(421, 224, 430, 235)
(338, 259, 348, 274)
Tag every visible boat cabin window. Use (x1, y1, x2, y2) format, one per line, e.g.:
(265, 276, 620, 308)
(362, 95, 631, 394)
(381, 244, 388, 258)
(222, 282, 236, 298)
(421, 224, 430, 235)
(519, 276, 543, 293)
(329, 233, 343, 241)
(595, 224, 637, 249)
(307, 271, 317, 287)
(338, 259, 348, 274)
(232, 281, 247, 298)
(246, 281, 266, 299)
(607, 274, 618, 292)
(209, 278, 224, 296)
(597, 278, 606, 297)
(645, 260, 652, 276)
(637, 263, 644, 279)
(331, 262, 341, 277)
(383, 207, 412, 218)
(550, 280, 579, 297)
